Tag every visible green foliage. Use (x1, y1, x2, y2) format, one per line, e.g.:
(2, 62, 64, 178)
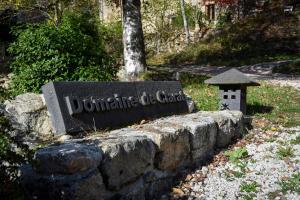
(290, 136, 300, 145)
(233, 171, 245, 178)
(0, 115, 28, 199)
(8, 12, 117, 95)
(172, 3, 206, 29)
(224, 147, 249, 163)
(273, 59, 300, 75)
(240, 181, 259, 200)
(181, 74, 219, 111)
(279, 172, 300, 194)
(276, 146, 294, 159)
(166, 4, 300, 66)
(99, 21, 123, 63)
(266, 137, 276, 143)
(0, 87, 11, 103)
(240, 182, 259, 193)
(216, 11, 232, 29)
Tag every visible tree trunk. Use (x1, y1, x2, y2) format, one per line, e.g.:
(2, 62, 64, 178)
(98, 0, 104, 21)
(180, 0, 190, 45)
(122, 0, 146, 81)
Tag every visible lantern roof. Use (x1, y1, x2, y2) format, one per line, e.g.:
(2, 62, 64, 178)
(204, 68, 260, 86)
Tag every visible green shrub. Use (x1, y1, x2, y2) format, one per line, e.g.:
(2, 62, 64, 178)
(273, 59, 300, 75)
(99, 21, 123, 64)
(8, 12, 117, 95)
(216, 11, 232, 29)
(167, 3, 300, 66)
(0, 115, 29, 199)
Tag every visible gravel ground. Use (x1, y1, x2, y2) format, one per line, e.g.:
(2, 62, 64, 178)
(263, 78, 300, 90)
(167, 121, 300, 200)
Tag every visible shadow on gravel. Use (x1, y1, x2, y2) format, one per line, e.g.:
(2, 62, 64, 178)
(247, 103, 273, 115)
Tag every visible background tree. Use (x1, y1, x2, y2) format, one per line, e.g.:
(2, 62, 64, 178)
(180, 0, 190, 45)
(121, 0, 146, 80)
(142, 0, 179, 54)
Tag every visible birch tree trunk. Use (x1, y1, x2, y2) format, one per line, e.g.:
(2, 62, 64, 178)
(98, 0, 104, 21)
(180, 0, 190, 45)
(122, 0, 146, 81)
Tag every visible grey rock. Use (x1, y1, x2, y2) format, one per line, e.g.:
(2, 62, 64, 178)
(114, 177, 146, 200)
(74, 170, 110, 200)
(21, 110, 247, 200)
(144, 170, 175, 200)
(184, 115, 217, 162)
(194, 111, 244, 148)
(140, 114, 217, 166)
(141, 119, 191, 171)
(4, 93, 52, 136)
(34, 143, 102, 175)
(98, 129, 156, 190)
(186, 95, 197, 113)
(21, 166, 109, 200)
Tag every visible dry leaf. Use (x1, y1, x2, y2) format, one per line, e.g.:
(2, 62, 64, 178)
(172, 188, 185, 195)
(185, 174, 193, 181)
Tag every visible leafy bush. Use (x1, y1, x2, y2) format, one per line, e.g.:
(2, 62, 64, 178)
(167, 2, 300, 66)
(216, 11, 232, 29)
(99, 20, 123, 64)
(0, 115, 30, 199)
(273, 59, 300, 75)
(8, 12, 118, 95)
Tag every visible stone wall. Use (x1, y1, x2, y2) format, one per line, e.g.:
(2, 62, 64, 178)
(21, 110, 244, 200)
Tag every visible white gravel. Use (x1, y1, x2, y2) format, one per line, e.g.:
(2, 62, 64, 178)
(179, 127, 300, 200)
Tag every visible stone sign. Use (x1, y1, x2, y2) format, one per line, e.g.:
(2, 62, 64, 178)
(42, 81, 189, 135)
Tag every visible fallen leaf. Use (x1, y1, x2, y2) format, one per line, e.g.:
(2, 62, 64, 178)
(182, 183, 192, 189)
(172, 188, 185, 195)
(185, 174, 192, 181)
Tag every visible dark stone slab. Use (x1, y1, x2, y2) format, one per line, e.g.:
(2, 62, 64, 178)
(42, 81, 188, 135)
(135, 81, 188, 119)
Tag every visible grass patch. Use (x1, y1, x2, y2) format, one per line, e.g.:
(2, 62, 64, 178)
(290, 136, 300, 145)
(240, 181, 259, 200)
(143, 71, 300, 126)
(233, 171, 245, 178)
(276, 146, 294, 159)
(224, 147, 249, 174)
(266, 138, 277, 143)
(182, 75, 300, 127)
(240, 182, 259, 193)
(224, 147, 249, 163)
(279, 172, 300, 194)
